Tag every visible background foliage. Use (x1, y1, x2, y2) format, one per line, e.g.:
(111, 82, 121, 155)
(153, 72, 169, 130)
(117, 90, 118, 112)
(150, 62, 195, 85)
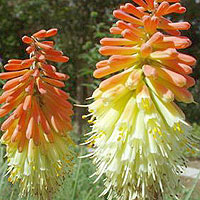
(0, 0, 200, 199)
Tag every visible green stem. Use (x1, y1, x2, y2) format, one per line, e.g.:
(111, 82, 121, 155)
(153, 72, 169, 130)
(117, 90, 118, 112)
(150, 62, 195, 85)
(72, 148, 82, 200)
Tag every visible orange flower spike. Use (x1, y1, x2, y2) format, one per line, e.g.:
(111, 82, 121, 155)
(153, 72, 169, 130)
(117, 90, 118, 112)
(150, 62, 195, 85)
(85, 1, 197, 200)
(0, 29, 74, 199)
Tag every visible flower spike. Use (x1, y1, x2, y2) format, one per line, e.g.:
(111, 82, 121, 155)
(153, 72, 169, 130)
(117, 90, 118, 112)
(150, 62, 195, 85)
(0, 29, 74, 199)
(85, 1, 198, 199)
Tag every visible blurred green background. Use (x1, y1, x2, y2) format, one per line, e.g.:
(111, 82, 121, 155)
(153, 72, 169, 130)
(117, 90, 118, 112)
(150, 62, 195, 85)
(0, 0, 200, 199)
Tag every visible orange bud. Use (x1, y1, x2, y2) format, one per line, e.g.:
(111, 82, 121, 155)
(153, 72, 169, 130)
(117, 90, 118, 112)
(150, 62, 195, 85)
(21, 59, 34, 67)
(99, 70, 131, 91)
(45, 28, 58, 37)
(23, 95, 32, 110)
(19, 70, 33, 82)
(155, 2, 170, 17)
(121, 3, 146, 18)
(156, 67, 187, 87)
(40, 63, 56, 73)
(143, 65, 158, 79)
(42, 77, 65, 88)
(96, 60, 109, 68)
(113, 10, 142, 25)
(145, 0, 154, 9)
(0, 70, 28, 80)
(2, 77, 20, 91)
(13, 103, 24, 118)
(132, 0, 148, 10)
(22, 36, 33, 44)
(36, 78, 47, 94)
(45, 55, 69, 63)
(26, 46, 35, 54)
(151, 48, 178, 60)
(99, 46, 138, 56)
(36, 42, 53, 50)
(100, 38, 136, 46)
(42, 49, 63, 57)
(8, 59, 23, 64)
(121, 29, 141, 42)
(184, 75, 195, 88)
(147, 78, 174, 102)
(140, 44, 152, 57)
(110, 27, 122, 34)
(42, 41, 54, 46)
(177, 53, 196, 66)
(33, 29, 47, 38)
(109, 55, 138, 67)
(1, 115, 15, 131)
(26, 117, 35, 139)
(116, 21, 142, 36)
(44, 71, 69, 80)
(94, 65, 125, 79)
(4, 64, 28, 71)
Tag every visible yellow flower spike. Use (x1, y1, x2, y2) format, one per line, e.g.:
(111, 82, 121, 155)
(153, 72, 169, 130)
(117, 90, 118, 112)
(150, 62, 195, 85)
(84, 0, 199, 199)
(0, 29, 74, 200)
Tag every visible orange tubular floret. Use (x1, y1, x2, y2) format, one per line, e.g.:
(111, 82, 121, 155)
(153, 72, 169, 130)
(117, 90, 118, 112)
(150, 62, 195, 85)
(26, 117, 35, 139)
(0, 70, 28, 80)
(3, 77, 21, 90)
(121, 3, 146, 18)
(8, 59, 23, 64)
(22, 36, 33, 44)
(113, 10, 143, 25)
(99, 46, 138, 56)
(110, 27, 123, 34)
(4, 64, 28, 71)
(45, 55, 69, 63)
(33, 29, 47, 38)
(42, 77, 65, 88)
(43, 71, 69, 80)
(100, 38, 136, 46)
(121, 29, 141, 42)
(36, 42, 53, 50)
(96, 60, 109, 68)
(132, 0, 148, 9)
(45, 28, 58, 37)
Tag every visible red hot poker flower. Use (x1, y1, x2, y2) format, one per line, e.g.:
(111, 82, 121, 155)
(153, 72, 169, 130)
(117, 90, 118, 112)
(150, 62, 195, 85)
(0, 29, 74, 199)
